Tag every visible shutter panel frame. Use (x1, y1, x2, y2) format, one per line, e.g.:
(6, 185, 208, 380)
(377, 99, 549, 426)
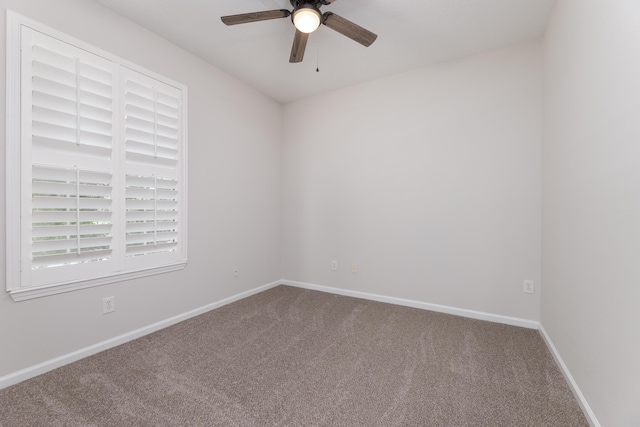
(123, 68, 184, 268)
(24, 29, 119, 288)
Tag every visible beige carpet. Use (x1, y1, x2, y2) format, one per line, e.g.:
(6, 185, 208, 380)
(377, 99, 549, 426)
(0, 285, 588, 426)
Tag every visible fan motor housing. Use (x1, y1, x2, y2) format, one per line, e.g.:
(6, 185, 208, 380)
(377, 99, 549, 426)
(290, 0, 327, 9)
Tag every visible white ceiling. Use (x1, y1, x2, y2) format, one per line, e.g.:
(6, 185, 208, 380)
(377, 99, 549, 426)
(93, 0, 557, 103)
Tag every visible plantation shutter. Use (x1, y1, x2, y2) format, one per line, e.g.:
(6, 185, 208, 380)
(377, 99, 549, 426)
(122, 68, 183, 267)
(21, 27, 117, 287)
(7, 12, 187, 299)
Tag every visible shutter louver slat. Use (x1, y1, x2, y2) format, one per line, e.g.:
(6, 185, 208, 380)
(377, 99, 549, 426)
(156, 136, 178, 152)
(126, 210, 177, 222)
(79, 116, 113, 137)
(156, 92, 179, 108)
(32, 195, 112, 210)
(126, 199, 177, 211)
(126, 231, 178, 246)
(156, 114, 178, 129)
(125, 79, 154, 96)
(125, 92, 154, 110)
(32, 105, 76, 128)
(31, 44, 76, 71)
(125, 186, 154, 199)
(125, 141, 177, 162)
(125, 175, 154, 187)
(80, 103, 112, 123)
(126, 104, 154, 121)
(32, 76, 76, 103)
(125, 152, 177, 165)
(80, 89, 112, 111)
(32, 165, 111, 183)
(78, 61, 112, 83)
(125, 127, 155, 143)
(33, 181, 111, 198)
(33, 223, 112, 238)
(32, 136, 111, 160)
(125, 242, 177, 257)
(33, 236, 112, 253)
(31, 249, 112, 269)
(125, 187, 177, 200)
(156, 123, 178, 138)
(32, 120, 77, 142)
(79, 129, 113, 147)
(126, 220, 176, 234)
(126, 115, 154, 132)
(32, 91, 77, 116)
(33, 210, 111, 224)
(32, 61, 75, 87)
(80, 77, 111, 97)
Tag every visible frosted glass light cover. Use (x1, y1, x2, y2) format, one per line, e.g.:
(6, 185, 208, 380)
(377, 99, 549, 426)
(293, 8, 321, 33)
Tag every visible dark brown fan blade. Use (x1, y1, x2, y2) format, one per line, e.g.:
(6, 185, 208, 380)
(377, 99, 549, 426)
(221, 9, 290, 26)
(322, 12, 377, 47)
(289, 29, 309, 63)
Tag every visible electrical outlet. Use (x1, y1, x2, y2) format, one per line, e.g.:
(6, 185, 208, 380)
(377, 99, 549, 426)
(523, 280, 535, 294)
(102, 296, 115, 314)
(331, 260, 338, 271)
(351, 263, 357, 274)
(233, 266, 239, 277)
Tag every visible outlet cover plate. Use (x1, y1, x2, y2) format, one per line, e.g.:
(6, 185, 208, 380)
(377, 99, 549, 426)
(102, 296, 115, 314)
(523, 280, 535, 294)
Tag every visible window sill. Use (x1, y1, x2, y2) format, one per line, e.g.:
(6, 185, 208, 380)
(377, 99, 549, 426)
(8, 261, 187, 302)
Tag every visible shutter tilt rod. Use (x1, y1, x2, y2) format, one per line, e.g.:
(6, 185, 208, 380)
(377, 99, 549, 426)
(75, 58, 81, 146)
(75, 166, 81, 255)
(153, 175, 157, 247)
(153, 88, 158, 159)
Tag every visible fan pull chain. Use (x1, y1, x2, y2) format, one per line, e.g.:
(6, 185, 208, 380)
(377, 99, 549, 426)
(316, 41, 320, 72)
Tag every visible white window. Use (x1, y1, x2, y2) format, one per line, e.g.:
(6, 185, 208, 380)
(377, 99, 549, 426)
(6, 11, 188, 301)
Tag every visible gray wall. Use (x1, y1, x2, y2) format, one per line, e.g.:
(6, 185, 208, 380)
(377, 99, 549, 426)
(282, 42, 542, 321)
(542, 0, 640, 425)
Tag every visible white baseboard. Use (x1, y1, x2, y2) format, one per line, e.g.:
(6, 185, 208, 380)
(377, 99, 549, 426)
(538, 324, 601, 427)
(281, 280, 540, 330)
(0, 280, 281, 390)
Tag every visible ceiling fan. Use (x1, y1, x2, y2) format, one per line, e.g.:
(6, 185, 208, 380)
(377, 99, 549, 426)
(221, 0, 377, 63)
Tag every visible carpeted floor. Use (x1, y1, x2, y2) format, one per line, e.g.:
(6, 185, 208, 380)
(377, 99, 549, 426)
(0, 285, 589, 426)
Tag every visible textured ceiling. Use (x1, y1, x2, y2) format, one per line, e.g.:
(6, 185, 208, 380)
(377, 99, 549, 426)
(93, 0, 556, 103)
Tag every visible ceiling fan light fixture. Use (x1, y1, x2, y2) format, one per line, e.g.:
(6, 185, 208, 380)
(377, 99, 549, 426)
(293, 7, 321, 33)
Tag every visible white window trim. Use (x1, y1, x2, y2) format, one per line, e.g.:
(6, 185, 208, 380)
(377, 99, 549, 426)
(6, 11, 188, 302)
